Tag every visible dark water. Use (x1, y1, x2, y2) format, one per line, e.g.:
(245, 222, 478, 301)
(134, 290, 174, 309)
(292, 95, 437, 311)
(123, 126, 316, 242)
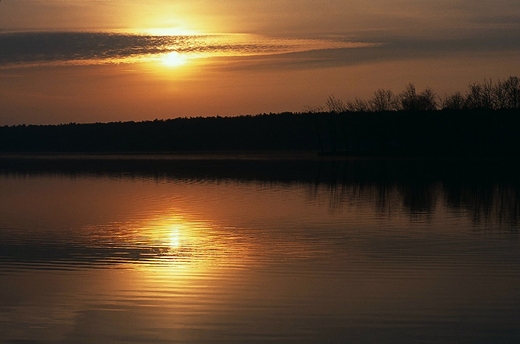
(0, 155, 519, 343)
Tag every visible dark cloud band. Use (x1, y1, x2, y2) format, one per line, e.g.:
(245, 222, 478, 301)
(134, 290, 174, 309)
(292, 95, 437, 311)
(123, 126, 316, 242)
(0, 31, 368, 66)
(1, 29, 517, 68)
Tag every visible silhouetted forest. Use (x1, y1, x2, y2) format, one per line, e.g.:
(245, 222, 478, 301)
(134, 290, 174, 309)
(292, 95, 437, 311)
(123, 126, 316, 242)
(1, 77, 519, 156)
(1, 109, 519, 156)
(0, 113, 319, 152)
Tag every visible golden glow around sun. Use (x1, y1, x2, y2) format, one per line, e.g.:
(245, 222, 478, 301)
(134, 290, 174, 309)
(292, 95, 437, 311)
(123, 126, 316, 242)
(161, 51, 189, 67)
(141, 27, 202, 36)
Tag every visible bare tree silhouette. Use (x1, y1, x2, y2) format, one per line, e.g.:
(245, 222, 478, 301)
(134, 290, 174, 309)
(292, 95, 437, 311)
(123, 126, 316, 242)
(441, 76, 520, 110)
(325, 95, 347, 113)
(399, 84, 437, 111)
(369, 89, 399, 112)
(315, 76, 518, 113)
(442, 91, 465, 110)
(346, 98, 370, 112)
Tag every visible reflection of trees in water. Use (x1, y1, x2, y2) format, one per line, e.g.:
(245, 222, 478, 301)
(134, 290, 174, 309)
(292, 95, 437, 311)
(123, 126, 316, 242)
(316, 180, 520, 226)
(313, 159, 520, 227)
(315, 182, 439, 219)
(444, 182, 520, 227)
(1, 155, 519, 227)
(399, 182, 440, 216)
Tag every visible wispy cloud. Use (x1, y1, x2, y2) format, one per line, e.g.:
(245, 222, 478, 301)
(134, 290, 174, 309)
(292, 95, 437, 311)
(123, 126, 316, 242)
(0, 31, 373, 67)
(2, 27, 518, 71)
(190, 28, 520, 72)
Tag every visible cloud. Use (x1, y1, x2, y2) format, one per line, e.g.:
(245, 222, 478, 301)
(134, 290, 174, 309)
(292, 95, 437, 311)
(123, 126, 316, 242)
(2, 24, 518, 71)
(0, 31, 372, 67)
(200, 27, 520, 72)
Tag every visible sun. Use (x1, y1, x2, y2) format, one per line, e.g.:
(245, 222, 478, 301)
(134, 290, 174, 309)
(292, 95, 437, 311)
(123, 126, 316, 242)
(161, 51, 188, 68)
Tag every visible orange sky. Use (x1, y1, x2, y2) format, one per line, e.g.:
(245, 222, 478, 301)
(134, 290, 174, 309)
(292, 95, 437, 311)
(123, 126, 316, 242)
(0, 0, 519, 125)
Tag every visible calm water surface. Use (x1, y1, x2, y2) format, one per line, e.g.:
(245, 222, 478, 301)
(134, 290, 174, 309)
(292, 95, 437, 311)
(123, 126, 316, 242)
(0, 156, 519, 343)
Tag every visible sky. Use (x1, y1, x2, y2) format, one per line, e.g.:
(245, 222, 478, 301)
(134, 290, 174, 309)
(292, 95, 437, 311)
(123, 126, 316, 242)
(0, 0, 519, 125)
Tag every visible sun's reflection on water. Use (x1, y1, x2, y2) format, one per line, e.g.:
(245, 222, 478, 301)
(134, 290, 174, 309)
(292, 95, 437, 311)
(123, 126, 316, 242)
(131, 214, 212, 263)
(169, 226, 181, 249)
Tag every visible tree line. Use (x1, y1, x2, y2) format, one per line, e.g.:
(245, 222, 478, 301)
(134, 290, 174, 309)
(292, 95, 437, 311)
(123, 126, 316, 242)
(0, 77, 519, 156)
(0, 114, 321, 153)
(311, 76, 520, 113)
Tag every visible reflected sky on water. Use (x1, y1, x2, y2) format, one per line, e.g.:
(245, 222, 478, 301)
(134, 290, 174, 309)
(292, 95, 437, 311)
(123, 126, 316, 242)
(0, 156, 519, 343)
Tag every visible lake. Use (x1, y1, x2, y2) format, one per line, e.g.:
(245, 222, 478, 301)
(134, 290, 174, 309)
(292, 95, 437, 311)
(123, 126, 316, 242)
(1, 155, 519, 343)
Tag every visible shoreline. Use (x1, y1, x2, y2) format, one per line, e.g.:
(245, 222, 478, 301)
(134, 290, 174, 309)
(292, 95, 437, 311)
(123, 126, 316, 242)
(1, 151, 520, 162)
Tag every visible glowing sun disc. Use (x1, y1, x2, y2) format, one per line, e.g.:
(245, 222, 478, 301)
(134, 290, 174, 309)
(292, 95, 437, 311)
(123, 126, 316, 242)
(162, 52, 188, 67)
